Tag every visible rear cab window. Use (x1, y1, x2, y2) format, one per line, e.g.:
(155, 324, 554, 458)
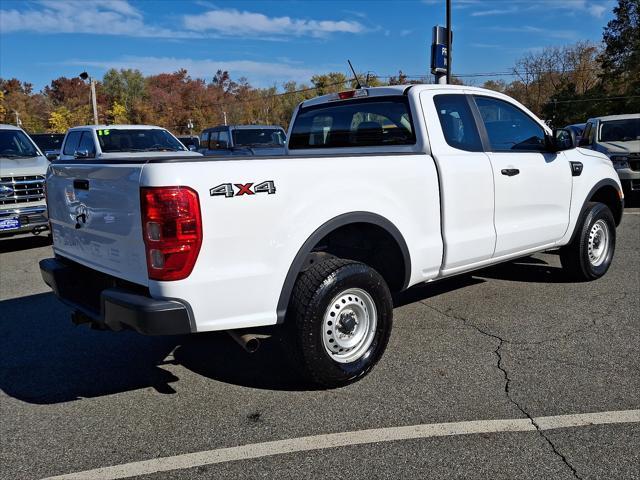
(289, 96, 416, 150)
(433, 94, 483, 152)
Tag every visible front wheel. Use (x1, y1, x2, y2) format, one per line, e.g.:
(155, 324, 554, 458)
(286, 258, 393, 388)
(560, 202, 616, 281)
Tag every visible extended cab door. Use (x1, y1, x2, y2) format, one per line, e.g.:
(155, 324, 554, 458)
(472, 95, 571, 257)
(421, 91, 496, 272)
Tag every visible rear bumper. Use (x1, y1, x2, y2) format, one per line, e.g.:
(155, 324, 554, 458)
(0, 205, 48, 236)
(39, 257, 193, 335)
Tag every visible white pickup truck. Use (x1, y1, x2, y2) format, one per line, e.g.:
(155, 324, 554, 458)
(40, 85, 623, 387)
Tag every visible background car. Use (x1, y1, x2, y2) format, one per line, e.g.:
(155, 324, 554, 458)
(563, 123, 586, 145)
(29, 133, 65, 161)
(0, 124, 49, 237)
(199, 125, 286, 156)
(579, 114, 640, 193)
(177, 135, 200, 151)
(58, 125, 203, 161)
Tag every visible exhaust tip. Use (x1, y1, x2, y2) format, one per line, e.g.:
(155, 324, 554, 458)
(228, 331, 270, 354)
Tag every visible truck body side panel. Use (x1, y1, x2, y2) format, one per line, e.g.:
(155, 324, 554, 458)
(140, 154, 443, 331)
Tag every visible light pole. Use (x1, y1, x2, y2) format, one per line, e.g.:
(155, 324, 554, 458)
(79, 71, 99, 125)
(446, 0, 452, 84)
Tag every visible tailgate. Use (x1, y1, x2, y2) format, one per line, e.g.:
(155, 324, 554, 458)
(47, 163, 149, 286)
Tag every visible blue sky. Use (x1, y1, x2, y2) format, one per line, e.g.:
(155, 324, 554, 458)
(0, 0, 616, 91)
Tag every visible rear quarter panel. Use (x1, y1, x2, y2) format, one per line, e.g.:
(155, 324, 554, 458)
(140, 155, 442, 331)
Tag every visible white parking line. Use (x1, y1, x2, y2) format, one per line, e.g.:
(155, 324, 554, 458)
(623, 212, 640, 215)
(43, 409, 640, 480)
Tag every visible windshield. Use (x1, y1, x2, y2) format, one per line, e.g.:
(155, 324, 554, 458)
(232, 128, 286, 147)
(31, 134, 65, 151)
(599, 118, 640, 142)
(97, 129, 186, 153)
(0, 129, 39, 158)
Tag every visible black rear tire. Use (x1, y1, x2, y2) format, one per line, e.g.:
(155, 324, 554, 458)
(286, 258, 393, 388)
(560, 202, 616, 281)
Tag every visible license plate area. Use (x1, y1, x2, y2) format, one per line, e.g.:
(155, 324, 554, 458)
(0, 217, 20, 231)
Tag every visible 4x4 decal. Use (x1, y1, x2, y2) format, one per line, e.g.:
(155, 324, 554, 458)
(210, 181, 276, 198)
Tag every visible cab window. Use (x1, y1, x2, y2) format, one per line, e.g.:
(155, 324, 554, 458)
(433, 94, 483, 152)
(62, 131, 82, 156)
(473, 96, 546, 152)
(200, 132, 210, 150)
(77, 132, 96, 157)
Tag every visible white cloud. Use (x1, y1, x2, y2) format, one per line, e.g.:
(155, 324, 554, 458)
(400, 29, 413, 37)
(64, 56, 319, 86)
(471, 7, 519, 17)
(588, 4, 608, 17)
(182, 9, 365, 38)
(491, 25, 579, 40)
(464, 0, 613, 18)
(0, 0, 191, 37)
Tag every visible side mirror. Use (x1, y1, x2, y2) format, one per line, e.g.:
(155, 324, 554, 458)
(45, 150, 58, 161)
(547, 129, 575, 152)
(74, 149, 90, 159)
(188, 145, 197, 151)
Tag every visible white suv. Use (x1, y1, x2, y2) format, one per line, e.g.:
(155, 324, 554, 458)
(0, 124, 49, 237)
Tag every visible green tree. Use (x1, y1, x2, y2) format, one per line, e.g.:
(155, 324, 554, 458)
(599, 0, 640, 111)
(311, 72, 348, 95)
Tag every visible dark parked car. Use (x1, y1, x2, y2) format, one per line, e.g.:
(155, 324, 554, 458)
(177, 135, 200, 151)
(563, 123, 586, 145)
(199, 125, 286, 156)
(29, 133, 65, 160)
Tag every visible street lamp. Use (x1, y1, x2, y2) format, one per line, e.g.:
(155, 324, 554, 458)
(79, 71, 99, 125)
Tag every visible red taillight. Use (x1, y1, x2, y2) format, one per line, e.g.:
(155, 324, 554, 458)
(140, 186, 202, 281)
(338, 90, 356, 99)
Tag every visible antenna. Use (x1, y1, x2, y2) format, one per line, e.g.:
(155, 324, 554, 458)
(348, 60, 363, 89)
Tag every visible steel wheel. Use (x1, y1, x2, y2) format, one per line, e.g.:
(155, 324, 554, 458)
(322, 288, 377, 364)
(587, 219, 609, 267)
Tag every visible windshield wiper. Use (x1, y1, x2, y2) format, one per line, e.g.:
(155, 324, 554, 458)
(142, 147, 179, 152)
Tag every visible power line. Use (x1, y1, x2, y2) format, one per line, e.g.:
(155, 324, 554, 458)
(551, 95, 640, 104)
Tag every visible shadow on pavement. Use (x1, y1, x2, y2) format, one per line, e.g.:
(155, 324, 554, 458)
(0, 234, 51, 253)
(0, 292, 183, 404)
(476, 255, 574, 283)
(0, 255, 578, 404)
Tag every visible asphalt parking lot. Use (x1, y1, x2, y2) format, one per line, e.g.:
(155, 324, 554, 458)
(1, 209, 638, 480)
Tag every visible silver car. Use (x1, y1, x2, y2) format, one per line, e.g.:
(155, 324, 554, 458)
(579, 114, 640, 193)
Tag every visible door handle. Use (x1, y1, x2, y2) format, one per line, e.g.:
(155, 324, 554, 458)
(501, 168, 520, 176)
(73, 179, 89, 190)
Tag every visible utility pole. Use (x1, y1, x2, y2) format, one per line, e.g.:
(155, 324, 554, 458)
(13, 110, 21, 127)
(223, 111, 228, 126)
(79, 71, 99, 125)
(446, 0, 452, 84)
(90, 79, 98, 125)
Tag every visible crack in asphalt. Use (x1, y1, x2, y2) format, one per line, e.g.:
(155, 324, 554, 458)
(422, 302, 584, 480)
